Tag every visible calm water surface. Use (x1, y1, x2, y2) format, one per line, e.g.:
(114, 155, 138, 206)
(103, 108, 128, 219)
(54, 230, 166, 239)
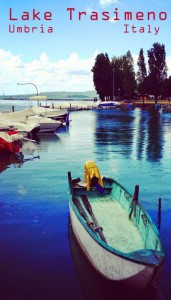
(0, 101, 171, 300)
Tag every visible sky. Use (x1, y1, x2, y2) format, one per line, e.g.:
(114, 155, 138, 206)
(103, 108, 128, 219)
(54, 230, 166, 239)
(0, 0, 171, 95)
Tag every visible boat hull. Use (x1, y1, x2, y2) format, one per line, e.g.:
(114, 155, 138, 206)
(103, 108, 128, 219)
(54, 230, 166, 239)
(38, 123, 61, 133)
(27, 117, 62, 133)
(98, 101, 121, 108)
(69, 202, 160, 289)
(0, 138, 13, 152)
(0, 131, 22, 153)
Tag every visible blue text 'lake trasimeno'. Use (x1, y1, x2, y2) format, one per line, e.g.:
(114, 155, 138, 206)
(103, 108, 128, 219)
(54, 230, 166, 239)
(0, 101, 171, 300)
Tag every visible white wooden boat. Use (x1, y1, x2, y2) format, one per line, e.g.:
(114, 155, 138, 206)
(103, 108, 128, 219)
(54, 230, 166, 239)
(68, 160, 165, 289)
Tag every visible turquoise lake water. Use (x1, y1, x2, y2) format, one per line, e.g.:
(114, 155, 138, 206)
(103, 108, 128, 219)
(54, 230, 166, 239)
(0, 101, 171, 299)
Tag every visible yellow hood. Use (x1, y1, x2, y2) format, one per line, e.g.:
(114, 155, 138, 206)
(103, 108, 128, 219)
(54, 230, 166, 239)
(84, 160, 103, 191)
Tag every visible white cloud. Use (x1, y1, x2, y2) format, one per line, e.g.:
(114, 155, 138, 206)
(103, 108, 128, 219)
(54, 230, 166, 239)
(0, 49, 170, 95)
(0, 49, 99, 95)
(109, 18, 117, 24)
(99, 0, 119, 7)
(86, 5, 97, 14)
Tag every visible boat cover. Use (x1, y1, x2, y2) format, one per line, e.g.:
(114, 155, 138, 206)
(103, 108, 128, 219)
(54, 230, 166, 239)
(0, 131, 22, 142)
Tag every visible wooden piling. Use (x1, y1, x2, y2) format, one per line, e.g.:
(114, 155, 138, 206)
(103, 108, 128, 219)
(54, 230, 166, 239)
(158, 197, 161, 230)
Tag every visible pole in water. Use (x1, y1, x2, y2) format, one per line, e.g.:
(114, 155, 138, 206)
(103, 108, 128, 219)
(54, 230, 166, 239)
(158, 198, 161, 230)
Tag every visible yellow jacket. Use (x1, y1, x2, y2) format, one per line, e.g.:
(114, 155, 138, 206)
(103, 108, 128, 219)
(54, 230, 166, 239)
(84, 160, 104, 191)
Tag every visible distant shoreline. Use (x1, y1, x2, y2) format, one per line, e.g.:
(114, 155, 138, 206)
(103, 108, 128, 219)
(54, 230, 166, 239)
(0, 90, 98, 101)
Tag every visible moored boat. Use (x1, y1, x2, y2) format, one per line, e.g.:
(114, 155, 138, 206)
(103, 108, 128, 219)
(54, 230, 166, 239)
(67, 160, 165, 289)
(0, 117, 40, 138)
(29, 96, 70, 125)
(98, 100, 121, 108)
(1, 109, 62, 134)
(0, 131, 23, 153)
(27, 115, 62, 133)
(31, 106, 69, 124)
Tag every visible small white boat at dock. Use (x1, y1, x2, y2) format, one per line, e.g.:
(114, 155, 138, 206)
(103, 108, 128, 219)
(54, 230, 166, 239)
(98, 100, 122, 108)
(29, 96, 69, 125)
(1, 107, 62, 134)
(0, 114, 40, 137)
(27, 115, 62, 133)
(31, 105, 69, 123)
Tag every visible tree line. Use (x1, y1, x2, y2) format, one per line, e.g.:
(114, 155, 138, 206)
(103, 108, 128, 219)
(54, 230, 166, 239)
(91, 43, 170, 103)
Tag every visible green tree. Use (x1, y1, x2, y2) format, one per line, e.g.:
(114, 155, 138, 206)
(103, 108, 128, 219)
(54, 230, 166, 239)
(111, 57, 124, 100)
(91, 53, 112, 101)
(137, 48, 147, 99)
(163, 76, 171, 98)
(111, 51, 136, 100)
(122, 51, 136, 99)
(147, 43, 168, 103)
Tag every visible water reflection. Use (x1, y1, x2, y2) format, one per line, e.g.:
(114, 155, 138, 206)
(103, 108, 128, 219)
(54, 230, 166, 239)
(0, 131, 66, 174)
(95, 110, 134, 158)
(94, 109, 164, 162)
(0, 152, 24, 173)
(68, 218, 164, 300)
(0, 149, 40, 174)
(131, 109, 147, 161)
(147, 111, 164, 162)
(33, 132, 61, 153)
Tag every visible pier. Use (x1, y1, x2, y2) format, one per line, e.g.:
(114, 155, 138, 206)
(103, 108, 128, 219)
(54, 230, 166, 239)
(1, 97, 171, 112)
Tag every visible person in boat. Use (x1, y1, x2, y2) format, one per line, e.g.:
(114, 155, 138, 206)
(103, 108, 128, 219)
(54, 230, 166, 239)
(84, 160, 104, 192)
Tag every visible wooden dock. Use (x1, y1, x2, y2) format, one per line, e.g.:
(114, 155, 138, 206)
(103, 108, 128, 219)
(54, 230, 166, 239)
(1, 99, 171, 113)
